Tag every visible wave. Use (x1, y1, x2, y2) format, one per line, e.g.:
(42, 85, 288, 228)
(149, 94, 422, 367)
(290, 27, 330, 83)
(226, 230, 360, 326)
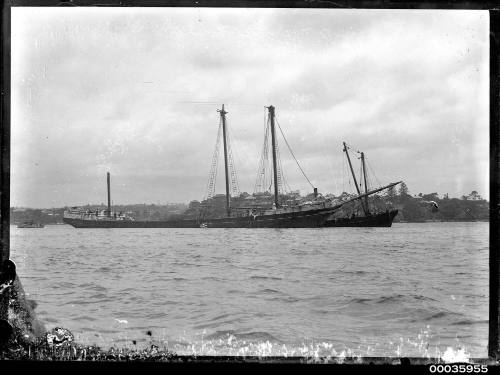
(204, 330, 281, 343)
(376, 294, 406, 304)
(97, 266, 112, 272)
(339, 270, 369, 275)
(423, 311, 448, 320)
(348, 297, 372, 305)
(62, 299, 92, 306)
(43, 317, 59, 323)
(193, 313, 241, 329)
(451, 319, 489, 326)
(311, 309, 331, 315)
(209, 313, 233, 322)
(200, 276, 224, 282)
(146, 312, 168, 319)
(52, 281, 77, 288)
(412, 295, 438, 302)
(255, 288, 299, 303)
(78, 283, 108, 293)
(119, 287, 137, 293)
(170, 261, 203, 267)
(259, 288, 282, 294)
(250, 275, 283, 281)
(81, 327, 119, 334)
(75, 315, 97, 322)
(419, 310, 466, 322)
(347, 294, 438, 306)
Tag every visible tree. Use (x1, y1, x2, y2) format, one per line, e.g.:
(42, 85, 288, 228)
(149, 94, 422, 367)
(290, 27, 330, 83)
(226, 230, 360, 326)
(387, 185, 396, 200)
(467, 191, 482, 201)
(398, 182, 409, 197)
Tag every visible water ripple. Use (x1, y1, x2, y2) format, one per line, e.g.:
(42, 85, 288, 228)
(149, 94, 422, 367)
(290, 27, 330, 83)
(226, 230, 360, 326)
(9, 222, 489, 357)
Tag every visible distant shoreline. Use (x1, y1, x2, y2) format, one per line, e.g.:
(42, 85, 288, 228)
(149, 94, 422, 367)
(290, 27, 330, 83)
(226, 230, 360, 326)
(10, 220, 489, 226)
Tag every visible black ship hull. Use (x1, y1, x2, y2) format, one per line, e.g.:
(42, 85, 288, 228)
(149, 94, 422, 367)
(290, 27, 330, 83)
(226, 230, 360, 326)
(324, 209, 398, 227)
(63, 207, 398, 228)
(63, 217, 199, 228)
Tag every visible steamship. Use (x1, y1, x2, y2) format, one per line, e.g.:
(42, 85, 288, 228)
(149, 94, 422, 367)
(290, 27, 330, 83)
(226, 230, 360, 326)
(63, 105, 400, 228)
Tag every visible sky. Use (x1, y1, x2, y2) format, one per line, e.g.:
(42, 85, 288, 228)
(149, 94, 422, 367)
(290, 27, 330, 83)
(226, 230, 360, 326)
(11, 7, 489, 208)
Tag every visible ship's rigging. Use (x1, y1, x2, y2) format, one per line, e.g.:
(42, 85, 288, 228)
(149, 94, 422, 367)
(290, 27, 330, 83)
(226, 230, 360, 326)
(254, 108, 293, 199)
(203, 104, 241, 215)
(203, 104, 400, 219)
(206, 104, 318, 214)
(253, 106, 317, 207)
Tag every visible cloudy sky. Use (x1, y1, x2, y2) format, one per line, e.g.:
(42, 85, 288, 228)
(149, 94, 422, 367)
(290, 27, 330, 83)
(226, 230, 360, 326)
(11, 7, 489, 208)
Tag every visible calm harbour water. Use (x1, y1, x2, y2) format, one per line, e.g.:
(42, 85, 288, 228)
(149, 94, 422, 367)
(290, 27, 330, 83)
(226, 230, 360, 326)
(10, 222, 488, 358)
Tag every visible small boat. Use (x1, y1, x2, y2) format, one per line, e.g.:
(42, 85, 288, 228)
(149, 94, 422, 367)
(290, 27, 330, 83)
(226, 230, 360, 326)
(17, 220, 44, 228)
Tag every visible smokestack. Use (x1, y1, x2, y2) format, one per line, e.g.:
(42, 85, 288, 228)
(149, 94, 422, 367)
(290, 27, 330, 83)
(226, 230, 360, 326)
(107, 172, 111, 217)
(314, 187, 318, 197)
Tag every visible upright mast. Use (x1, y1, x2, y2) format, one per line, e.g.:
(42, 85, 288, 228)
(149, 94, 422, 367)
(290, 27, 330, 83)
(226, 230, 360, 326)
(268, 105, 279, 209)
(360, 152, 370, 214)
(218, 104, 231, 217)
(107, 172, 111, 217)
(343, 142, 367, 215)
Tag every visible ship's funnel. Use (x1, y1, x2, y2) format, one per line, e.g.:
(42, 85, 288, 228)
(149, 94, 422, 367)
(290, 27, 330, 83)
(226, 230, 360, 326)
(314, 187, 318, 197)
(107, 172, 111, 217)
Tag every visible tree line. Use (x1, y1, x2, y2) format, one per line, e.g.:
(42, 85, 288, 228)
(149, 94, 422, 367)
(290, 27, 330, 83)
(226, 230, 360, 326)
(10, 184, 488, 224)
(383, 183, 488, 222)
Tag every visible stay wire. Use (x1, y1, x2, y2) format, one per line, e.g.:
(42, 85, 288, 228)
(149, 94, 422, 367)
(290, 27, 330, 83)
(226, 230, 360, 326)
(254, 116, 270, 194)
(225, 119, 243, 195)
(205, 118, 222, 201)
(275, 117, 315, 191)
(366, 158, 382, 188)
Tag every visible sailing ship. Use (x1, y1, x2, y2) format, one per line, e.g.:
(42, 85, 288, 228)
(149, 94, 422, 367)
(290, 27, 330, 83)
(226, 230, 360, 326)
(63, 105, 400, 228)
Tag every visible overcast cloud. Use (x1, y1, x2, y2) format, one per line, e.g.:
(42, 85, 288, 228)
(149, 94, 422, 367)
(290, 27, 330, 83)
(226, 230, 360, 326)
(11, 8, 489, 208)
